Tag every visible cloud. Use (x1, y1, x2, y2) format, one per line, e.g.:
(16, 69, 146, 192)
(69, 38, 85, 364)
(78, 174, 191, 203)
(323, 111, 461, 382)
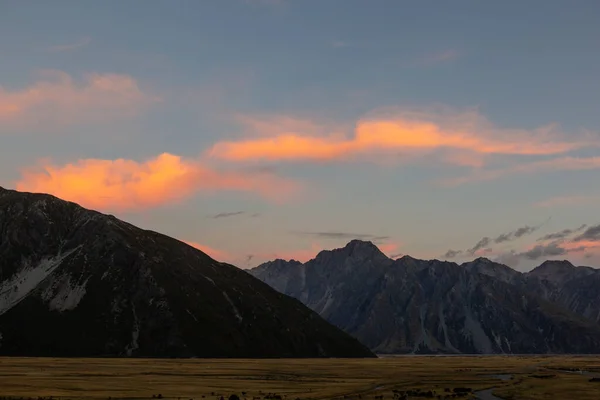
(407, 50, 460, 67)
(537, 224, 587, 241)
(294, 231, 390, 242)
(209, 108, 592, 165)
(467, 237, 491, 256)
(573, 224, 600, 242)
(15, 153, 300, 212)
(211, 211, 245, 219)
(534, 194, 600, 208)
(0, 70, 158, 129)
(445, 222, 546, 259)
(493, 224, 541, 244)
(493, 233, 512, 243)
(445, 156, 600, 186)
(183, 241, 231, 262)
(494, 250, 520, 267)
(444, 249, 462, 258)
(519, 242, 569, 260)
(378, 242, 400, 256)
(46, 37, 91, 53)
(506, 225, 600, 263)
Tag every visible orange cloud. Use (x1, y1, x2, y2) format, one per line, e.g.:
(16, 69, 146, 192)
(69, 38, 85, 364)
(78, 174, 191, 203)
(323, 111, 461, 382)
(0, 70, 158, 128)
(183, 241, 232, 262)
(209, 109, 591, 163)
(15, 153, 299, 212)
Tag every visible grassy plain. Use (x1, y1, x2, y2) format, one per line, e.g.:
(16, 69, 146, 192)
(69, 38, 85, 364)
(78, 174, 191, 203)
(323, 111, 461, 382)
(0, 356, 599, 400)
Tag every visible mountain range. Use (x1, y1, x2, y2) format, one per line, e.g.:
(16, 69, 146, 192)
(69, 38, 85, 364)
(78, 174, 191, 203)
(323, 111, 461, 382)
(250, 240, 600, 354)
(0, 187, 374, 358)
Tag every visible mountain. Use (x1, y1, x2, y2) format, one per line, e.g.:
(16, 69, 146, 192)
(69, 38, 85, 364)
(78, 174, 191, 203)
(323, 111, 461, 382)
(525, 260, 600, 323)
(250, 240, 600, 354)
(0, 187, 374, 358)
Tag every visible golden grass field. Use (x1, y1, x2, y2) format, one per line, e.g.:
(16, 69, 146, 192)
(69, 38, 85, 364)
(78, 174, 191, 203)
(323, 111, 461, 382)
(0, 356, 599, 400)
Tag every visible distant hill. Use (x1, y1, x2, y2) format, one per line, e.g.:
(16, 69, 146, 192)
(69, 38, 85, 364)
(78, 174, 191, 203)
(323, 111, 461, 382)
(0, 187, 374, 358)
(251, 240, 600, 354)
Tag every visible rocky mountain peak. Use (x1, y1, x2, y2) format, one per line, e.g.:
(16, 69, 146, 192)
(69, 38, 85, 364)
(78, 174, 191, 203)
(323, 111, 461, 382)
(310, 240, 391, 270)
(344, 239, 382, 254)
(536, 259, 575, 270)
(527, 260, 577, 283)
(462, 257, 521, 284)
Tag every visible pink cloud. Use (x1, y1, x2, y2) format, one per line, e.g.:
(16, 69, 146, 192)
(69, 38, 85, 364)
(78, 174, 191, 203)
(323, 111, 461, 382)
(0, 70, 158, 129)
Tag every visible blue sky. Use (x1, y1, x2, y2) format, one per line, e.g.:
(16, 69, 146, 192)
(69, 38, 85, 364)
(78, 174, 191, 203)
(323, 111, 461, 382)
(1, 0, 600, 270)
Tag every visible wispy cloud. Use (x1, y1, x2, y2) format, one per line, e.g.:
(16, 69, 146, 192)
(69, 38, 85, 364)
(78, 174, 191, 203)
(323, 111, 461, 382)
(293, 231, 390, 242)
(444, 222, 546, 259)
(537, 224, 587, 241)
(467, 237, 492, 256)
(493, 223, 600, 266)
(329, 40, 352, 48)
(444, 249, 463, 258)
(0, 70, 158, 129)
(573, 224, 600, 242)
(211, 211, 246, 219)
(407, 49, 460, 67)
(444, 156, 600, 186)
(15, 153, 300, 212)
(534, 194, 600, 208)
(46, 37, 91, 53)
(518, 242, 572, 260)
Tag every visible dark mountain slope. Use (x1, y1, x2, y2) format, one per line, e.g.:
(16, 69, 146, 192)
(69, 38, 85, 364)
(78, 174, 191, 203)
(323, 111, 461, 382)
(524, 260, 600, 323)
(251, 241, 600, 354)
(0, 187, 374, 358)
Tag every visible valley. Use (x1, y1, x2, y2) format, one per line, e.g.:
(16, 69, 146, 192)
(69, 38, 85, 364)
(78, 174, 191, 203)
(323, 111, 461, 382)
(1, 356, 600, 400)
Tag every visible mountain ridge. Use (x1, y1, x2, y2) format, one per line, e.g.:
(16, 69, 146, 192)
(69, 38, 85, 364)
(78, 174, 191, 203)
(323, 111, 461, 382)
(0, 187, 374, 358)
(250, 240, 600, 355)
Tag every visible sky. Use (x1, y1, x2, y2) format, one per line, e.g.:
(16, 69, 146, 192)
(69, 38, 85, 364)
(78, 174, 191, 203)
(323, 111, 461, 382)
(1, 0, 600, 271)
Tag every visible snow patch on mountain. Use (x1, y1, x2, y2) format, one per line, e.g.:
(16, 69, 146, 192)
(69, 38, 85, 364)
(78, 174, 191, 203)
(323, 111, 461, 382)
(125, 306, 140, 356)
(42, 274, 89, 312)
(438, 306, 459, 353)
(222, 291, 242, 322)
(0, 247, 80, 316)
